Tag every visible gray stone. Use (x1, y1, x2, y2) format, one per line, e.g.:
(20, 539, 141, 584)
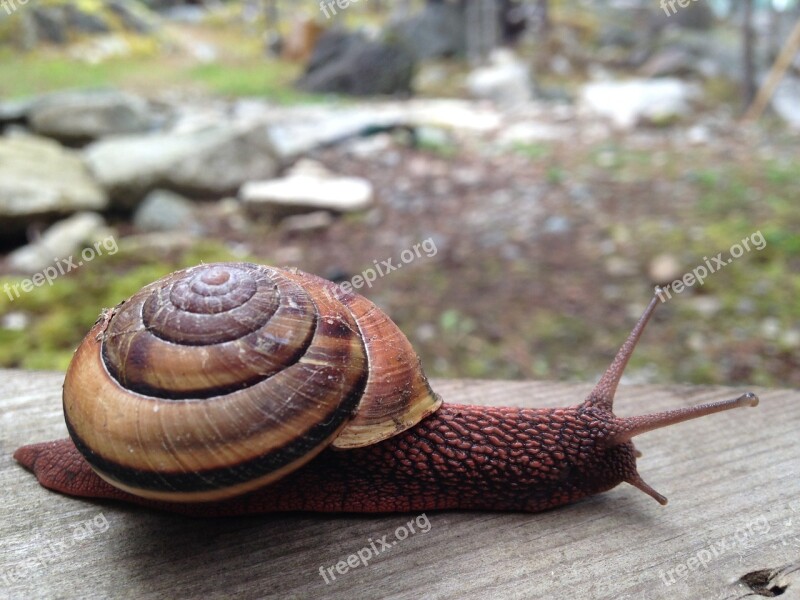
(650, 2, 714, 31)
(389, 2, 465, 61)
(466, 49, 532, 109)
(6, 212, 109, 274)
(0, 99, 33, 129)
(654, 28, 744, 81)
(542, 215, 571, 235)
(65, 4, 110, 34)
(267, 107, 406, 160)
(0, 311, 29, 332)
(689, 296, 722, 318)
(649, 253, 682, 284)
(84, 124, 280, 208)
(107, 0, 158, 34)
(280, 210, 336, 233)
(10, 1, 159, 50)
(579, 78, 700, 129)
(296, 30, 415, 97)
(772, 75, 800, 129)
(133, 189, 197, 232)
(31, 6, 69, 45)
(240, 159, 373, 219)
(639, 47, 697, 78)
(0, 135, 108, 236)
(28, 90, 155, 143)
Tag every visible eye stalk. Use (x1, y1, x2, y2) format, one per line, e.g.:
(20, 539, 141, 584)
(580, 289, 759, 504)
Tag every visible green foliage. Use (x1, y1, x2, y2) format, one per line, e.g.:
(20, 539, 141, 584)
(0, 50, 321, 102)
(512, 142, 552, 160)
(187, 61, 321, 103)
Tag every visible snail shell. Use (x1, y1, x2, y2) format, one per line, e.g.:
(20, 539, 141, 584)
(63, 262, 441, 502)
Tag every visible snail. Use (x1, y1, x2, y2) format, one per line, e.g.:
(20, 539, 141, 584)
(14, 262, 758, 517)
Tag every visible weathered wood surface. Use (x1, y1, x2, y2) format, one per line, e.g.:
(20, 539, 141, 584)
(1, 369, 798, 600)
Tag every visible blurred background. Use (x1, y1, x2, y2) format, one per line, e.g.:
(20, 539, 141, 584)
(0, 0, 797, 389)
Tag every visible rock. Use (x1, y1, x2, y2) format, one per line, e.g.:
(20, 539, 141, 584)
(686, 124, 710, 145)
(605, 256, 637, 277)
(772, 75, 800, 129)
(651, 2, 714, 31)
(416, 126, 452, 150)
(119, 231, 196, 255)
(653, 28, 743, 81)
(297, 30, 415, 97)
(542, 215, 572, 235)
(497, 121, 567, 145)
(1, 312, 30, 331)
(301, 29, 358, 75)
(413, 63, 451, 94)
(0, 98, 32, 130)
(639, 47, 697, 78)
(30, 6, 69, 45)
(68, 34, 135, 64)
(240, 159, 373, 219)
(107, 0, 158, 33)
(280, 210, 336, 233)
(579, 78, 700, 129)
(466, 49, 532, 109)
(780, 329, 800, 350)
(14, 1, 158, 49)
(267, 107, 407, 160)
(688, 296, 722, 318)
(28, 89, 155, 144)
(649, 253, 682, 284)
(6, 212, 109, 274)
(345, 133, 395, 159)
(84, 124, 280, 208)
(388, 2, 465, 61)
(760, 317, 781, 340)
(407, 99, 502, 132)
(64, 3, 110, 34)
(156, 5, 208, 23)
(133, 189, 197, 232)
(0, 135, 108, 236)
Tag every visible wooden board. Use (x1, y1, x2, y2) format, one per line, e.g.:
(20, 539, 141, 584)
(1, 369, 798, 600)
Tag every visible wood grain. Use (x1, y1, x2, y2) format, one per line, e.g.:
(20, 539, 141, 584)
(1, 369, 798, 600)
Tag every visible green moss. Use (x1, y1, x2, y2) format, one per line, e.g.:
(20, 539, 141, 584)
(512, 142, 552, 160)
(187, 61, 316, 102)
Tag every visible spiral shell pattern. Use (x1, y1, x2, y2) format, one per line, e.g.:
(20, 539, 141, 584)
(63, 263, 440, 502)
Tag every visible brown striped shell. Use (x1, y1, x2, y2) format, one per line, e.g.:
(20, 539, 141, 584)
(63, 262, 441, 502)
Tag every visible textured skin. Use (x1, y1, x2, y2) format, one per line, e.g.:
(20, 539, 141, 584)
(15, 402, 640, 517)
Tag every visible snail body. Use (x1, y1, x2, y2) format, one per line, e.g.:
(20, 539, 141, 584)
(15, 262, 758, 516)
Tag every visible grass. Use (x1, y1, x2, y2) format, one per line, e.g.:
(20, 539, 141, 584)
(0, 49, 321, 103)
